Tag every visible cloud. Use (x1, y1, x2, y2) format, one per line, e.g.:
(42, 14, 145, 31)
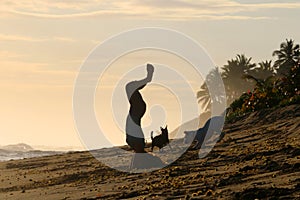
(0, 34, 46, 42)
(0, 34, 75, 42)
(235, 0, 300, 4)
(0, 50, 25, 59)
(53, 37, 76, 43)
(0, 59, 75, 88)
(1, 0, 299, 20)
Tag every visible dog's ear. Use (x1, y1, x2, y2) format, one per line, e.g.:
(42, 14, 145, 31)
(160, 127, 163, 130)
(165, 125, 168, 129)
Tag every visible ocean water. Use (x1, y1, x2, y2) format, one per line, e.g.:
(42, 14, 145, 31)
(0, 149, 63, 162)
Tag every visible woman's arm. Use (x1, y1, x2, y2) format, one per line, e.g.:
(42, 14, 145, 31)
(134, 63, 154, 85)
(125, 64, 154, 99)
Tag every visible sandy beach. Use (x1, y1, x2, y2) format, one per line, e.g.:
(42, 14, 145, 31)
(0, 104, 299, 199)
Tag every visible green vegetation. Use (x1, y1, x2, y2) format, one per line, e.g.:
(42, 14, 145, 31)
(198, 39, 300, 117)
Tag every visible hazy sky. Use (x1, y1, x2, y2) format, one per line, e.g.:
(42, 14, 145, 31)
(0, 0, 299, 150)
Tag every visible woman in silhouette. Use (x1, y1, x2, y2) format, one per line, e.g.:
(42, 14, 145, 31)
(125, 64, 154, 153)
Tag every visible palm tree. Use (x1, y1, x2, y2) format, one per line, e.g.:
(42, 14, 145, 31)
(197, 67, 225, 112)
(273, 39, 300, 76)
(197, 83, 210, 111)
(249, 60, 275, 80)
(221, 54, 256, 104)
(243, 74, 276, 90)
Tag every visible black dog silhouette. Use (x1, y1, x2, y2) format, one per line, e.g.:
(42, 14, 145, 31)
(151, 126, 171, 151)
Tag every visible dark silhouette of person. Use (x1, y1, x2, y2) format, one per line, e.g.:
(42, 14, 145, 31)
(125, 64, 154, 153)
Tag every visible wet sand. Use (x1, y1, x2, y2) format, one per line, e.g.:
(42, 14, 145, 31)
(0, 105, 299, 199)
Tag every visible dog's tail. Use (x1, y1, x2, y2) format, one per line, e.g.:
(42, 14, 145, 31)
(151, 131, 154, 140)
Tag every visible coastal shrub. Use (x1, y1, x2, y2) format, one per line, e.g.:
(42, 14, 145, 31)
(227, 63, 299, 118)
